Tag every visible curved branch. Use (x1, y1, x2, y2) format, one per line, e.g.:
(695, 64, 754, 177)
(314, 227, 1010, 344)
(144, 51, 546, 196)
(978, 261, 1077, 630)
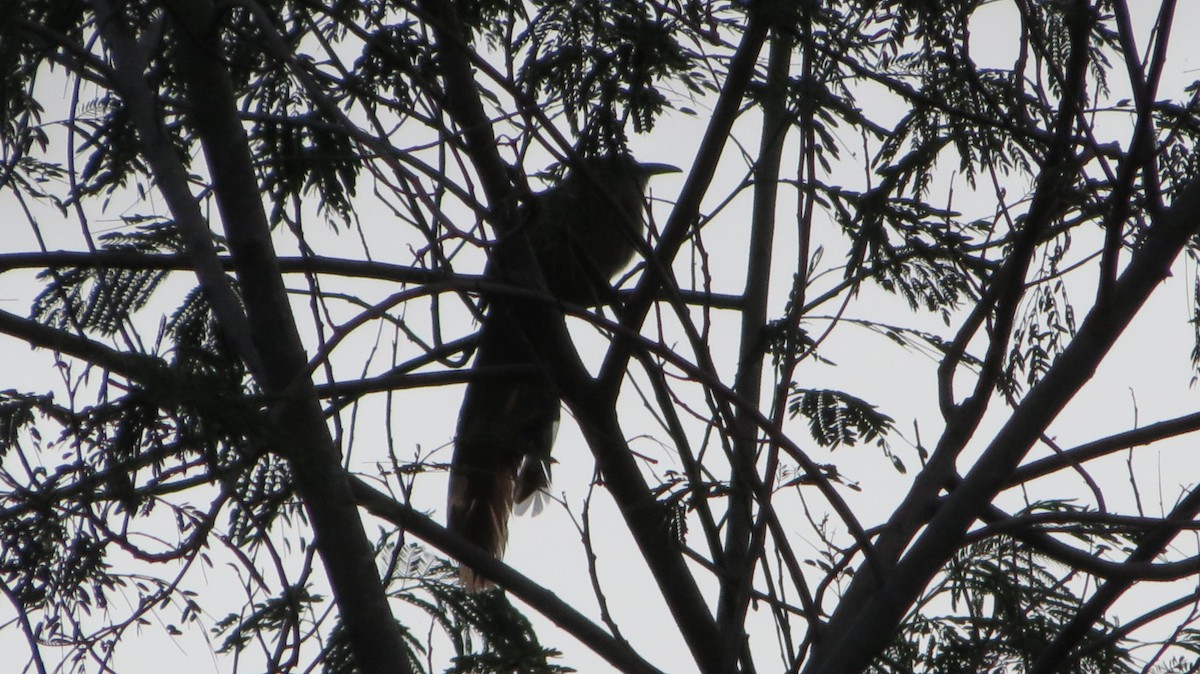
(808, 166, 1200, 673)
(1010, 410, 1200, 485)
(348, 476, 666, 674)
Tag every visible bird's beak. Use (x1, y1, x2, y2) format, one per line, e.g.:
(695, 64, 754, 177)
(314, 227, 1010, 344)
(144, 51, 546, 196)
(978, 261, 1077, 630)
(638, 162, 682, 177)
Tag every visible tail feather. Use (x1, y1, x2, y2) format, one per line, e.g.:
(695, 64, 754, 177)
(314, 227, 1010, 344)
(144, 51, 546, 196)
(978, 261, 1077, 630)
(513, 452, 553, 517)
(448, 456, 517, 592)
(448, 305, 559, 591)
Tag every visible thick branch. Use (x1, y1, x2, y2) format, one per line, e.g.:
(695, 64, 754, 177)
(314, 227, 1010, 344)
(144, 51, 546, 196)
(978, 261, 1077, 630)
(807, 9, 1101, 668)
(718, 25, 793, 669)
(413, 1, 726, 668)
(1030, 479, 1200, 673)
(805, 172, 1200, 674)
(93, 3, 413, 671)
(601, 11, 770, 390)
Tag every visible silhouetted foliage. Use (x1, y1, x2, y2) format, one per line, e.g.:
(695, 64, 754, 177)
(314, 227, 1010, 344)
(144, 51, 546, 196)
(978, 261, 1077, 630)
(2, 1, 1200, 673)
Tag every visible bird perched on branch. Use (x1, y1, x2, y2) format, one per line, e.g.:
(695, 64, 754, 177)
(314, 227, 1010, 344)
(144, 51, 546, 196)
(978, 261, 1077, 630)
(448, 154, 677, 591)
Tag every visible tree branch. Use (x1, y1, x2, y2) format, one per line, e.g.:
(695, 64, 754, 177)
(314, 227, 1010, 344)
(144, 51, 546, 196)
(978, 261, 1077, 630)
(806, 170, 1200, 674)
(348, 477, 666, 674)
(97, 2, 415, 670)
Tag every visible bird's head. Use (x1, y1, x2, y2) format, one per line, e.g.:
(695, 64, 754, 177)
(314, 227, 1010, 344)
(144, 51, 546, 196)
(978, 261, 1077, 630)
(554, 154, 679, 187)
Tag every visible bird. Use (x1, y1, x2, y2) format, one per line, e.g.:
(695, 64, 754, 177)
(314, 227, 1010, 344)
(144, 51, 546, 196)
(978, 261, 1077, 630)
(447, 154, 677, 591)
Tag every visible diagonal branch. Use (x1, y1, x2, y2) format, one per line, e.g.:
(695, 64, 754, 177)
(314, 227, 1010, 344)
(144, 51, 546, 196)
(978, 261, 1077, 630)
(805, 170, 1200, 674)
(719, 25, 794, 669)
(91, 2, 415, 671)
(412, 1, 728, 668)
(349, 477, 666, 674)
(805, 10, 1103, 666)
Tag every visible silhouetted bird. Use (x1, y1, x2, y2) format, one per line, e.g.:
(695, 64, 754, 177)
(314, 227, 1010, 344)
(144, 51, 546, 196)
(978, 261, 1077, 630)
(448, 154, 676, 591)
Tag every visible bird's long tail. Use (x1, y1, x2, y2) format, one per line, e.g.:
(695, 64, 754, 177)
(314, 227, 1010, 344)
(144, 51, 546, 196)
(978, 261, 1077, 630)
(447, 305, 558, 591)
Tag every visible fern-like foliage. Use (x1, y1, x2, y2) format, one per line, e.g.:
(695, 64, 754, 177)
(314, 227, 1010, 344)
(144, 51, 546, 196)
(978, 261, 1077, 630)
(875, 503, 1139, 673)
(1003, 258, 1077, 399)
(32, 222, 181, 334)
(517, 0, 702, 149)
(788, 387, 903, 472)
(826, 183, 985, 320)
(788, 387, 895, 448)
(313, 544, 572, 674)
(244, 73, 360, 227)
(0, 385, 229, 638)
